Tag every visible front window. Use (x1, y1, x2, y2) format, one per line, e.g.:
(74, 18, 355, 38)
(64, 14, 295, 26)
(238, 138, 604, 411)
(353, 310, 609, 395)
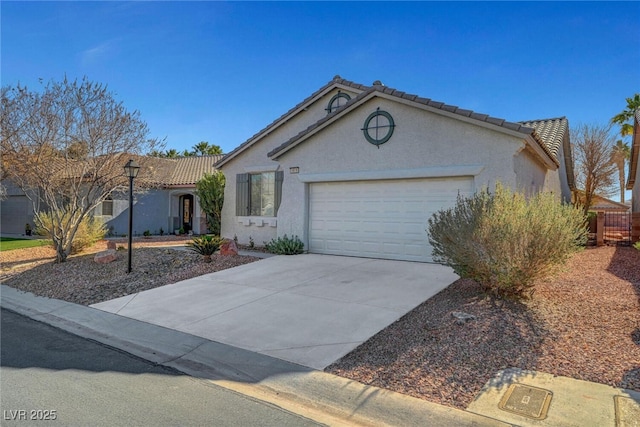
(102, 197, 113, 216)
(250, 172, 275, 216)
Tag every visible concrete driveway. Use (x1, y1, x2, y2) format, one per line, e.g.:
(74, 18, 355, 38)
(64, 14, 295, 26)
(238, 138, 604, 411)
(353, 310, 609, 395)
(91, 254, 458, 370)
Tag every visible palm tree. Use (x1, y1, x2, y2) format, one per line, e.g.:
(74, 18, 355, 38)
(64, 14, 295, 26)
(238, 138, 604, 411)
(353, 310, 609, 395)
(611, 93, 640, 137)
(148, 149, 165, 157)
(192, 141, 223, 156)
(164, 148, 179, 158)
(611, 140, 631, 203)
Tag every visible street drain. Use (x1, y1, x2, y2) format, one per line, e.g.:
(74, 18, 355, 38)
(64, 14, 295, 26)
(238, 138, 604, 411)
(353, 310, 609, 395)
(498, 384, 553, 420)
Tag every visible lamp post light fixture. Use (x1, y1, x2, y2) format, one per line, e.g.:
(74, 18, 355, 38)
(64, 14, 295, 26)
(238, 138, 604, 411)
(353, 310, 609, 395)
(124, 159, 140, 273)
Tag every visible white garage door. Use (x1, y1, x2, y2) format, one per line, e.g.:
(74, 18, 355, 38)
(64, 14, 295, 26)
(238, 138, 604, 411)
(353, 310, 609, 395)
(309, 177, 474, 262)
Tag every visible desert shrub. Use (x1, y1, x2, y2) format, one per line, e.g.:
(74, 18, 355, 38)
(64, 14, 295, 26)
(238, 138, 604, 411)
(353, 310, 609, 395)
(187, 234, 223, 259)
(35, 212, 107, 254)
(634, 241, 640, 251)
(265, 234, 304, 255)
(427, 183, 587, 299)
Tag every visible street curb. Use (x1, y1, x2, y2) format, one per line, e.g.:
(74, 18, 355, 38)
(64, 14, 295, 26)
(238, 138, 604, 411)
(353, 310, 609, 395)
(1, 285, 510, 426)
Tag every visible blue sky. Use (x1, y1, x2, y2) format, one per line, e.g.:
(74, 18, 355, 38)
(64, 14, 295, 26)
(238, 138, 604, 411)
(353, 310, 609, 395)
(2, 1, 639, 157)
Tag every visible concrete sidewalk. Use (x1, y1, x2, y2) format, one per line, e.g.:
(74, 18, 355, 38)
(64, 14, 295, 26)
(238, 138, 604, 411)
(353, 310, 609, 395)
(91, 254, 458, 370)
(1, 284, 507, 427)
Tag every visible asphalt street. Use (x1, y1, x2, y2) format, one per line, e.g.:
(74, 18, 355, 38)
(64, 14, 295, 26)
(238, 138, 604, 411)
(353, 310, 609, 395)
(0, 308, 323, 427)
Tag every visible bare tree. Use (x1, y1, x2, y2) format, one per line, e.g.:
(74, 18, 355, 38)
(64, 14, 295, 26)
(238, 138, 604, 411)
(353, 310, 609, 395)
(571, 123, 617, 215)
(1, 77, 162, 262)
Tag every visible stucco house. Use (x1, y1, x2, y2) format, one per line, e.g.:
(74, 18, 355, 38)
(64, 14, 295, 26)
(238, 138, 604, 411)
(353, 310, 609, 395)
(1, 155, 221, 237)
(216, 76, 575, 262)
(626, 108, 640, 242)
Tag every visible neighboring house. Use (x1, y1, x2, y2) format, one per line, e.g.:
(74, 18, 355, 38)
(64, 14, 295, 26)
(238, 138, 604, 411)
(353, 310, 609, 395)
(216, 76, 576, 262)
(0, 179, 37, 234)
(626, 108, 640, 242)
(1, 155, 221, 237)
(587, 195, 631, 213)
(585, 195, 631, 244)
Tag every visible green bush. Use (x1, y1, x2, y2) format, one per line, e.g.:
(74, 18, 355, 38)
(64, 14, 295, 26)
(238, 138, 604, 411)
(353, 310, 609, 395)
(35, 212, 106, 254)
(427, 183, 587, 299)
(187, 235, 223, 260)
(265, 234, 304, 255)
(634, 241, 640, 251)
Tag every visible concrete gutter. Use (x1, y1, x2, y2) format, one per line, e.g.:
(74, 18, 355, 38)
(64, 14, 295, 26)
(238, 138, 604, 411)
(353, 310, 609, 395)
(1, 285, 508, 427)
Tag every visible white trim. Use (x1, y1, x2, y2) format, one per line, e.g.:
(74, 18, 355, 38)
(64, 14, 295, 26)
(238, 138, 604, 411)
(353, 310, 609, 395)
(297, 165, 484, 183)
(244, 164, 280, 173)
(523, 135, 558, 170)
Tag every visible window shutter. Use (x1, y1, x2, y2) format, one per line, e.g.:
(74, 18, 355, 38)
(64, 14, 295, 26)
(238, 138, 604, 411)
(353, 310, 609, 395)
(274, 171, 284, 215)
(236, 173, 249, 216)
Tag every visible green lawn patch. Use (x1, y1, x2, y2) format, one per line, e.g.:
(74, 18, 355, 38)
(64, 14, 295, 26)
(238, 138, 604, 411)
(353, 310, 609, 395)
(0, 237, 52, 251)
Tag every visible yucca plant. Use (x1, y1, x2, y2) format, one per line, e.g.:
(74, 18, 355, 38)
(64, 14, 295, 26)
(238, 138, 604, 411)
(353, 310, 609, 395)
(187, 235, 223, 262)
(265, 234, 304, 255)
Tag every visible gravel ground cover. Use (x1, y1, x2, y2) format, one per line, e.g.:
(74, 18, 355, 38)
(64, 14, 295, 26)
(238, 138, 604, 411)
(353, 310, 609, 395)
(326, 246, 640, 409)
(0, 236, 260, 305)
(2, 240, 638, 410)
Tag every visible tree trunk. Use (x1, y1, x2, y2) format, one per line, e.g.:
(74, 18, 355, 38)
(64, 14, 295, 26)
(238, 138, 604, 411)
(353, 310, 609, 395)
(619, 163, 625, 204)
(54, 241, 68, 263)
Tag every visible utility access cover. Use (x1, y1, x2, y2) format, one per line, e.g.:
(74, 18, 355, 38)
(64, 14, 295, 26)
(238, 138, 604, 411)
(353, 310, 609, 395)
(498, 384, 553, 420)
(614, 395, 640, 427)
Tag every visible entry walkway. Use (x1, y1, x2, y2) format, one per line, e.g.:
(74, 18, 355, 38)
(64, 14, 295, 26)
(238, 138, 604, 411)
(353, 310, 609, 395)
(92, 254, 458, 370)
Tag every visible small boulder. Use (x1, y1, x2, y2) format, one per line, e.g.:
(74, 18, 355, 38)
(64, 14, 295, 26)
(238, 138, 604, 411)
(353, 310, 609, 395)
(107, 240, 117, 250)
(94, 249, 118, 264)
(452, 311, 476, 325)
(220, 239, 238, 256)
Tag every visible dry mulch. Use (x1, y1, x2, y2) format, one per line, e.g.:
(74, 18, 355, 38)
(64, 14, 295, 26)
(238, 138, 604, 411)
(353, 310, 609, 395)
(1, 237, 261, 306)
(326, 246, 640, 409)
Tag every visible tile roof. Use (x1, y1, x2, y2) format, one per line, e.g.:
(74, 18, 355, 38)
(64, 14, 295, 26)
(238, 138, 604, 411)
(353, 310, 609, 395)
(215, 75, 368, 168)
(518, 117, 568, 160)
(135, 155, 222, 187)
(167, 155, 222, 186)
(587, 194, 630, 212)
(267, 81, 563, 167)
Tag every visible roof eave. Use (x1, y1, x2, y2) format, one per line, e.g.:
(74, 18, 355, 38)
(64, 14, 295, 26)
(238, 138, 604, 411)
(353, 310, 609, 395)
(216, 78, 368, 168)
(269, 88, 377, 159)
(270, 89, 560, 169)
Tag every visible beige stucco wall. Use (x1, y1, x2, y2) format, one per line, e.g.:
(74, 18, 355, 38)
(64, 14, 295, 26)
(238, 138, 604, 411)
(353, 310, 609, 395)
(513, 148, 548, 196)
(274, 97, 541, 245)
(221, 92, 565, 248)
(220, 88, 360, 245)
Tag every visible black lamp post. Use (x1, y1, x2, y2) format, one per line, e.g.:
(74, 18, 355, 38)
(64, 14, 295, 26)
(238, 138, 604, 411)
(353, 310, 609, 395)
(124, 159, 140, 273)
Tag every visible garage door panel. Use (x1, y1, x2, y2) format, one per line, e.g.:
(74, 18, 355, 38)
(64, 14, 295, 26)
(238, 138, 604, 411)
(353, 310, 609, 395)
(309, 178, 473, 262)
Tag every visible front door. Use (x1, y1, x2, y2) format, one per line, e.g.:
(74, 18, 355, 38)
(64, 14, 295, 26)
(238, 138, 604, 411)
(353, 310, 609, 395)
(181, 195, 193, 232)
